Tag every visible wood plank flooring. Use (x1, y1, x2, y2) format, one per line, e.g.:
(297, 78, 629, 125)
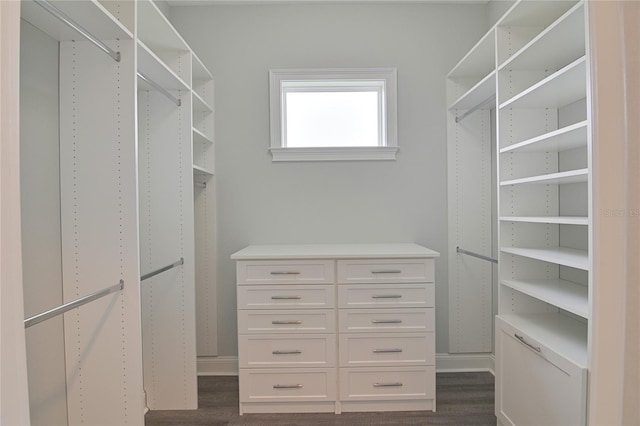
(145, 372, 496, 425)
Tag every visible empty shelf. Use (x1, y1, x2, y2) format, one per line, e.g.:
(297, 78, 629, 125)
(193, 128, 213, 145)
(500, 169, 588, 186)
(500, 216, 588, 225)
(501, 121, 588, 154)
(501, 278, 589, 318)
(501, 246, 589, 270)
(449, 70, 496, 111)
(448, 28, 496, 79)
(193, 165, 214, 177)
(193, 91, 213, 114)
(138, 41, 189, 91)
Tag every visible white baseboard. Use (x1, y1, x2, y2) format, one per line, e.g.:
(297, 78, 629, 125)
(436, 353, 495, 374)
(198, 356, 239, 376)
(197, 354, 495, 376)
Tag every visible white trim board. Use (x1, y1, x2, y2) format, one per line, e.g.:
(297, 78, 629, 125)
(197, 353, 495, 376)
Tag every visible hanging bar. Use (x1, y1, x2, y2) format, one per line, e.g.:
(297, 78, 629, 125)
(194, 182, 207, 189)
(457, 246, 498, 264)
(137, 72, 182, 107)
(141, 257, 184, 282)
(455, 94, 496, 123)
(34, 0, 121, 62)
(24, 280, 124, 328)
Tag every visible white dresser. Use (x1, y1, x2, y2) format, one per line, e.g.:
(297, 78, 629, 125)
(231, 244, 439, 415)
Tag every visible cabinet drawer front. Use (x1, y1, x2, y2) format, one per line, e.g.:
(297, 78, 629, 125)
(239, 368, 337, 402)
(238, 334, 336, 368)
(496, 317, 587, 426)
(338, 284, 434, 309)
(238, 285, 335, 309)
(238, 310, 335, 334)
(339, 333, 434, 367)
(340, 367, 435, 401)
(337, 259, 434, 284)
(339, 309, 434, 333)
(237, 260, 335, 285)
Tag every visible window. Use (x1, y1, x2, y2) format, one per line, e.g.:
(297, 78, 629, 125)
(269, 68, 398, 161)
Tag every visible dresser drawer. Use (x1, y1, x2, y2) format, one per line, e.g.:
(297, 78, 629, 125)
(239, 334, 336, 368)
(238, 285, 335, 309)
(338, 284, 434, 309)
(238, 309, 335, 334)
(340, 366, 435, 401)
(237, 260, 335, 285)
(239, 368, 337, 402)
(339, 333, 434, 367)
(339, 309, 434, 333)
(337, 259, 434, 284)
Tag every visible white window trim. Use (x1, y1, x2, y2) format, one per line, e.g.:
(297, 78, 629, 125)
(269, 68, 398, 162)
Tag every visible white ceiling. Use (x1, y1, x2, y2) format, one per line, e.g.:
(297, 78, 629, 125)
(167, 0, 489, 6)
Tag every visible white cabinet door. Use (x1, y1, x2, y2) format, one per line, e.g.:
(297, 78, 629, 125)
(496, 317, 587, 426)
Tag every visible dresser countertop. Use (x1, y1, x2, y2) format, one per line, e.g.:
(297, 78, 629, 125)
(231, 243, 440, 260)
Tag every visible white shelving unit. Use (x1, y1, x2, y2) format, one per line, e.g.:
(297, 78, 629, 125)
(191, 53, 218, 357)
(19, 0, 216, 421)
(495, 1, 590, 425)
(446, 27, 496, 354)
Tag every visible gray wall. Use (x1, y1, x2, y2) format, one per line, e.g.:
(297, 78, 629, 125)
(171, 3, 488, 357)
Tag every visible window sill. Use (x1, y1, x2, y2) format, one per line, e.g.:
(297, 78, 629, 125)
(269, 147, 398, 162)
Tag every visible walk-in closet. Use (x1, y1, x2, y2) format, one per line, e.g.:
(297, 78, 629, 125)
(1, 1, 637, 425)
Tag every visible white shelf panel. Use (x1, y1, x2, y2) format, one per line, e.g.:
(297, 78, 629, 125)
(193, 165, 214, 177)
(193, 128, 213, 145)
(500, 216, 588, 225)
(193, 91, 213, 114)
(500, 56, 586, 110)
(449, 70, 496, 111)
(501, 121, 588, 154)
(499, 3, 585, 72)
(21, 0, 133, 42)
(137, 0, 189, 52)
(448, 28, 495, 78)
(501, 279, 589, 318)
(500, 168, 588, 186)
(501, 246, 589, 270)
(137, 41, 189, 91)
(192, 53, 213, 81)
(497, 0, 580, 28)
(498, 313, 588, 368)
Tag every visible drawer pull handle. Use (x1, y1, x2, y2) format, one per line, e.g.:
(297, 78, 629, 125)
(270, 271, 301, 275)
(273, 384, 303, 389)
(272, 350, 302, 355)
(371, 270, 402, 274)
(372, 294, 402, 299)
(272, 320, 302, 325)
(271, 296, 302, 300)
(374, 382, 403, 388)
(515, 333, 541, 353)
(372, 319, 402, 324)
(373, 348, 403, 353)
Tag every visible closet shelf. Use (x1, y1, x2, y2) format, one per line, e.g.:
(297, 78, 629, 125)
(498, 2, 585, 72)
(498, 313, 588, 368)
(501, 246, 589, 270)
(500, 121, 588, 154)
(193, 91, 213, 114)
(500, 168, 588, 186)
(449, 70, 496, 111)
(497, 0, 580, 29)
(500, 56, 586, 110)
(447, 28, 495, 79)
(500, 216, 588, 225)
(193, 165, 214, 177)
(138, 41, 189, 91)
(193, 53, 213, 81)
(501, 279, 588, 318)
(193, 128, 213, 145)
(21, 0, 133, 42)
(137, 0, 189, 52)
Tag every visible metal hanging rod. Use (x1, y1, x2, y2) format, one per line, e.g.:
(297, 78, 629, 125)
(455, 95, 496, 123)
(137, 72, 182, 107)
(24, 280, 124, 328)
(194, 182, 207, 188)
(141, 257, 184, 282)
(34, 0, 121, 62)
(457, 246, 498, 264)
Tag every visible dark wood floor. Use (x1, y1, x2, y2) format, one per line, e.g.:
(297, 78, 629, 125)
(145, 372, 496, 425)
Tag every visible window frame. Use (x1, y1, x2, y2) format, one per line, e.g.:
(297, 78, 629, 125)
(269, 68, 398, 162)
